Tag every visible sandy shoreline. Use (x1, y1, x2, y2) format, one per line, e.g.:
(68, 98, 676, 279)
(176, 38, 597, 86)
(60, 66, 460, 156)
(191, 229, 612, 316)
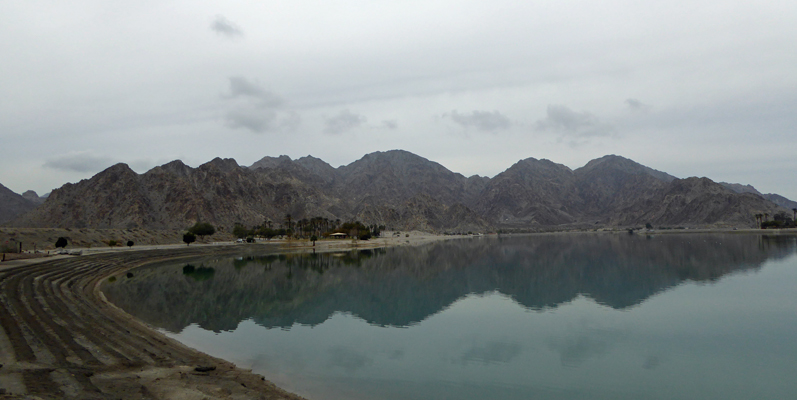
(0, 232, 457, 399)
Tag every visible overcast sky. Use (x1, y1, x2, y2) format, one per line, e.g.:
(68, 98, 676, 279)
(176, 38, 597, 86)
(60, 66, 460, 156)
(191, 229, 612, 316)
(2, 1, 796, 199)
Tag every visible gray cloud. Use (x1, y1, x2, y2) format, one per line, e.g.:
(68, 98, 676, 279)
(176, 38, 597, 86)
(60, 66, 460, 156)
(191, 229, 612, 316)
(223, 77, 298, 133)
(280, 111, 302, 132)
(382, 119, 398, 130)
(225, 109, 302, 134)
(225, 77, 283, 107)
(4, 2, 797, 200)
(626, 98, 651, 111)
(535, 105, 614, 139)
(225, 109, 278, 133)
(43, 153, 113, 173)
(210, 15, 242, 37)
(448, 110, 511, 132)
(324, 109, 366, 134)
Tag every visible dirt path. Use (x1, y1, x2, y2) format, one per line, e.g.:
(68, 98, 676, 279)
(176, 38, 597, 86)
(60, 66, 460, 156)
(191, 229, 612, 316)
(0, 245, 310, 399)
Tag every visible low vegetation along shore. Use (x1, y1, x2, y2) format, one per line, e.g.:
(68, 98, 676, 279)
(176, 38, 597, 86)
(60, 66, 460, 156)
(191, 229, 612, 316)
(0, 231, 455, 399)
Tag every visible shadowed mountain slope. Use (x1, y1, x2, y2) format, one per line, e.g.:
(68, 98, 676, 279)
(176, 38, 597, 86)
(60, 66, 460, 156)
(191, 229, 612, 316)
(0, 183, 38, 224)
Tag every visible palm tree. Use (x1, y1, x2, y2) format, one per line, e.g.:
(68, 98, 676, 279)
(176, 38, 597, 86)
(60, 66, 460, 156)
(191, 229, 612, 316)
(792, 208, 797, 226)
(755, 213, 763, 228)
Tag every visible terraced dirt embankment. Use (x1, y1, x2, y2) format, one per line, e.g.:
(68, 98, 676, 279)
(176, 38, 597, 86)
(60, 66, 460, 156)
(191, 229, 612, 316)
(0, 246, 307, 399)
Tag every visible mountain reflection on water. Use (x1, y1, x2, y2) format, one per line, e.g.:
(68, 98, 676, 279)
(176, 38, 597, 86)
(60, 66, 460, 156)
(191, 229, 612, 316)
(102, 233, 797, 334)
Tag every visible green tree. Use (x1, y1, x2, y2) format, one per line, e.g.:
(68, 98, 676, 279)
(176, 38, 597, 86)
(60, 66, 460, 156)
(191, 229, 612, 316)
(127, 240, 134, 247)
(55, 237, 68, 248)
(108, 240, 117, 247)
(188, 222, 215, 240)
(232, 223, 249, 239)
(183, 232, 196, 246)
(259, 227, 278, 240)
(310, 235, 318, 246)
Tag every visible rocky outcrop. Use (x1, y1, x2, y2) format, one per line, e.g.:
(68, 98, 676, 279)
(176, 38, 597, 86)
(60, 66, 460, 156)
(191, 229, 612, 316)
(21, 190, 47, 204)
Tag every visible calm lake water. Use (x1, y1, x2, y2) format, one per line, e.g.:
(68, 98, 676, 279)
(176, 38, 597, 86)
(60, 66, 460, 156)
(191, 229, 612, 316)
(103, 233, 797, 400)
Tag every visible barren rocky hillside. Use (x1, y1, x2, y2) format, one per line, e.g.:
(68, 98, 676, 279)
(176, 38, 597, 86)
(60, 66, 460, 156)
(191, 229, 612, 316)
(4, 150, 790, 231)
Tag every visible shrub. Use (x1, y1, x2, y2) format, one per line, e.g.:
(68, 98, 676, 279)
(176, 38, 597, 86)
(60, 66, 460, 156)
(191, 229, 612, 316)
(761, 220, 783, 229)
(183, 232, 196, 246)
(55, 237, 68, 248)
(127, 240, 134, 247)
(188, 222, 215, 238)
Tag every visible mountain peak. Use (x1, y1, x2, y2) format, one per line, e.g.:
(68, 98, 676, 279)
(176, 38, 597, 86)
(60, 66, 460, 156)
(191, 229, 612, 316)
(98, 163, 136, 178)
(21, 190, 46, 204)
(720, 182, 762, 195)
(153, 159, 192, 174)
(201, 157, 240, 172)
(294, 156, 338, 182)
(340, 150, 450, 176)
(511, 157, 574, 174)
(578, 155, 675, 182)
(250, 155, 293, 170)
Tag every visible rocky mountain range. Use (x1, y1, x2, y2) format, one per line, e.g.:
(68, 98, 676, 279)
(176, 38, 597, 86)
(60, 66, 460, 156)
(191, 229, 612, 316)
(2, 150, 791, 231)
(720, 182, 797, 210)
